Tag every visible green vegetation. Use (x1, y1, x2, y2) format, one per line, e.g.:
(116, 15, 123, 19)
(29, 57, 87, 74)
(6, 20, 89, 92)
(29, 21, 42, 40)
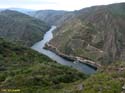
(83, 73, 122, 93)
(82, 62, 125, 93)
(0, 38, 87, 93)
(0, 38, 124, 93)
(54, 62, 125, 93)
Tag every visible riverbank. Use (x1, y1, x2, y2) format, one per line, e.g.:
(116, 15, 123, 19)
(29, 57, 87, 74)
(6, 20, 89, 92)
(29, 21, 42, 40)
(45, 43, 101, 69)
(32, 26, 96, 74)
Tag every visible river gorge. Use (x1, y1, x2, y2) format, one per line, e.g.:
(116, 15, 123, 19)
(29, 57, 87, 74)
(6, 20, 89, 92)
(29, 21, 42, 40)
(32, 26, 96, 74)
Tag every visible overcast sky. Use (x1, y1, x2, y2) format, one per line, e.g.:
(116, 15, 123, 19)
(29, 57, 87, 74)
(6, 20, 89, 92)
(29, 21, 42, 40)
(0, 0, 124, 10)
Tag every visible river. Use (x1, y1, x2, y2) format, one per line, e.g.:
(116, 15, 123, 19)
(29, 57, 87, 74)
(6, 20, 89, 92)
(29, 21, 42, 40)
(31, 26, 96, 74)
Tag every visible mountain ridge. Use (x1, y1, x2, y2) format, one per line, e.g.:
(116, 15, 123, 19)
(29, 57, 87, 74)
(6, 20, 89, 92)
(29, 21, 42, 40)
(29, 10, 75, 26)
(48, 3, 125, 65)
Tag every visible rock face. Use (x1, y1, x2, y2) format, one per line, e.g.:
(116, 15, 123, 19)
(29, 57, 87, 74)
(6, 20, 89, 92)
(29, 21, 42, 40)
(49, 3, 125, 65)
(0, 10, 50, 46)
(29, 10, 74, 26)
(122, 84, 125, 90)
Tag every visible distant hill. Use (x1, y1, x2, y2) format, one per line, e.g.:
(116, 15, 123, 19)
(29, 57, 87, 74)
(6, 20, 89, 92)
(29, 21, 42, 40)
(0, 10, 50, 46)
(29, 10, 74, 26)
(8, 8, 35, 14)
(49, 3, 125, 65)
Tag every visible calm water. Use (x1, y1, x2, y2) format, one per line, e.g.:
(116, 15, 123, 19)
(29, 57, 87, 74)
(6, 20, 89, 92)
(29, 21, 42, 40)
(31, 26, 96, 74)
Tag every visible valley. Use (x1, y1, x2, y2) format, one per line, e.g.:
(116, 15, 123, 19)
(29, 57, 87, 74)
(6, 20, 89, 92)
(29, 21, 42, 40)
(32, 26, 96, 74)
(0, 2, 125, 93)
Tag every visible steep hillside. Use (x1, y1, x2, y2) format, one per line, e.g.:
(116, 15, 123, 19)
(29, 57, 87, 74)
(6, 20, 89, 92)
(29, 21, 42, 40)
(0, 10, 50, 46)
(49, 3, 125, 65)
(30, 10, 74, 26)
(0, 38, 86, 93)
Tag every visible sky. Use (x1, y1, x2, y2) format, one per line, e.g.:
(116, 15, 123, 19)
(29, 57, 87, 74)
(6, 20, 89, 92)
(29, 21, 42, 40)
(0, 0, 125, 11)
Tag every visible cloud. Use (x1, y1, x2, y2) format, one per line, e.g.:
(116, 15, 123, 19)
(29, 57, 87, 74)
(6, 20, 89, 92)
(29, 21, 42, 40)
(0, 0, 124, 10)
(0, 0, 57, 5)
